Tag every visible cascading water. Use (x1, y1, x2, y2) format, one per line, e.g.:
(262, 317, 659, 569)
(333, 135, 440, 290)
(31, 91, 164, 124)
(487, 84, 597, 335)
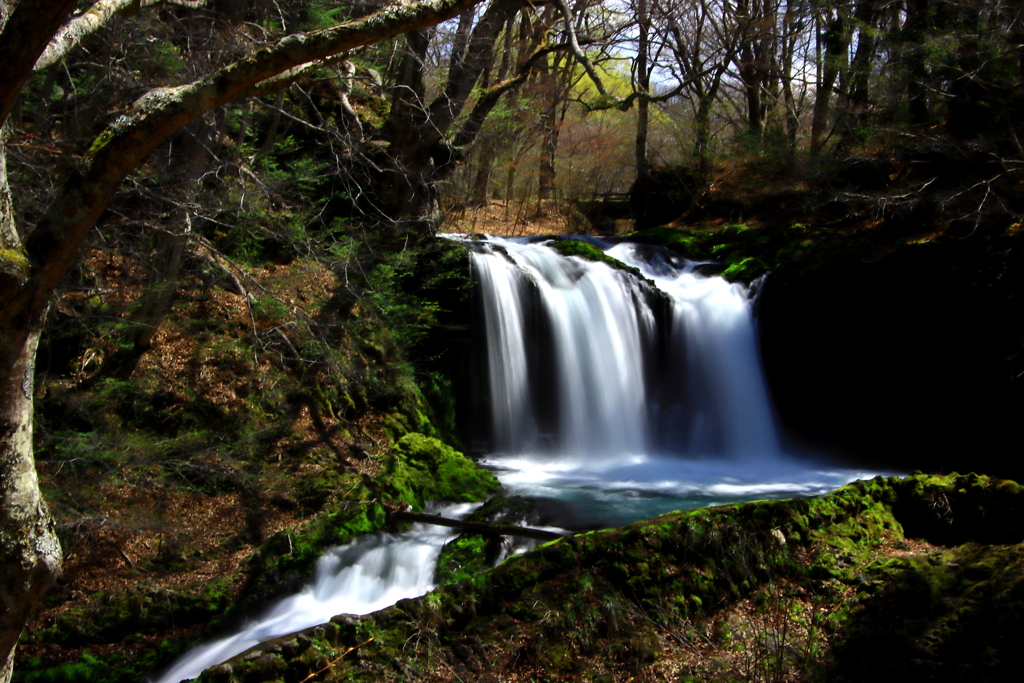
(152, 504, 480, 683)
(476, 239, 651, 457)
(464, 235, 880, 527)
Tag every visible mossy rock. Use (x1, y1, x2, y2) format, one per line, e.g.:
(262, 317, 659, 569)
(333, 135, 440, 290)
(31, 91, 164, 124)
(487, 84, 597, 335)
(376, 433, 500, 512)
(827, 542, 1024, 682)
(549, 239, 647, 281)
(466, 495, 538, 525)
(238, 434, 496, 614)
(435, 533, 504, 586)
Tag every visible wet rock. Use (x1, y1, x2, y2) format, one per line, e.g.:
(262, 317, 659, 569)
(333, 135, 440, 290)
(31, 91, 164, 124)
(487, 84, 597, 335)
(319, 621, 339, 645)
(203, 664, 233, 683)
(243, 653, 286, 682)
(330, 613, 362, 642)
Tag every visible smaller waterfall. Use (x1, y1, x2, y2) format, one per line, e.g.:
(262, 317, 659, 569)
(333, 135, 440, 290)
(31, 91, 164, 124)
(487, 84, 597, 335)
(607, 242, 782, 460)
(152, 503, 478, 683)
(473, 239, 651, 459)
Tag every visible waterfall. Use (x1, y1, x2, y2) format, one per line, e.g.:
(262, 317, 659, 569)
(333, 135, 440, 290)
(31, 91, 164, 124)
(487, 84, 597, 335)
(463, 235, 876, 528)
(154, 235, 883, 682)
(468, 236, 780, 462)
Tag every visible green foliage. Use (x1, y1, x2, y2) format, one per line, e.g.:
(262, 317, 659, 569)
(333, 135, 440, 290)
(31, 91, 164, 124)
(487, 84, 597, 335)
(305, 1, 354, 29)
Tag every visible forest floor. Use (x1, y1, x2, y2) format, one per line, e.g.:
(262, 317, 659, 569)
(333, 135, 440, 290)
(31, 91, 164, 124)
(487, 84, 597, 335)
(19, 245, 410, 680)
(20, 195, 600, 681)
(441, 198, 599, 236)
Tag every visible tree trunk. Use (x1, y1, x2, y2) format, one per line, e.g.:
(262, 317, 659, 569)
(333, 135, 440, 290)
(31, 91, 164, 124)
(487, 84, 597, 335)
(635, 0, 651, 182)
(0, 123, 62, 683)
(904, 0, 931, 125)
(694, 94, 713, 178)
(737, 4, 764, 141)
(838, 0, 881, 148)
(471, 138, 494, 206)
(381, 29, 440, 234)
(391, 510, 563, 541)
(810, 10, 849, 156)
(380, 0, 523, 234)
(0, 329, 62, 683)
(537, 56, 561, 202)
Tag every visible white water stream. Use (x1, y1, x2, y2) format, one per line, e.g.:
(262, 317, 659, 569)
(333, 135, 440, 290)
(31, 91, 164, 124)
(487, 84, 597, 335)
(155, 235, 884, 681)
(152, 504, 478, 683)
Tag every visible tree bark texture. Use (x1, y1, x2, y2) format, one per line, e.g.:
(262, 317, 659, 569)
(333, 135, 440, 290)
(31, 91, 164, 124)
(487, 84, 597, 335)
(1, 125, 61, 683)
(634, 0, 651, 181)
(0, 328, 61, 683)
(810, 10, 850, 156)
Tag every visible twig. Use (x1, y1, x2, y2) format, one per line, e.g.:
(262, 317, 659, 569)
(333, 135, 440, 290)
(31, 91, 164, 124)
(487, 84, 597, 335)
(298, 637, 373, 682)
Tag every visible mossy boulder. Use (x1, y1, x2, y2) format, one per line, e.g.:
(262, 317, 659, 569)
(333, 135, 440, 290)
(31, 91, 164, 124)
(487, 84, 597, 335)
(435, 533, 504, 586)
(376, 433, 500, 512)
(230, 435, 497, 624)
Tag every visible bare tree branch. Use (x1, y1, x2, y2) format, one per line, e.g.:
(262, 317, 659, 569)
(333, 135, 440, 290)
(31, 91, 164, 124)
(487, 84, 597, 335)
(33, 1, 208, 73)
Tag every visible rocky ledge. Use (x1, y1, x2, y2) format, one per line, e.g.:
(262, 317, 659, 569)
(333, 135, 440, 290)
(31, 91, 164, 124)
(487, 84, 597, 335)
(199, 472, 1024, 683)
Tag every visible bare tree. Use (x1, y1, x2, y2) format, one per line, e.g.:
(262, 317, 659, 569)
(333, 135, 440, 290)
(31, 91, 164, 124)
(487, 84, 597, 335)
(655, 0, 741, 175)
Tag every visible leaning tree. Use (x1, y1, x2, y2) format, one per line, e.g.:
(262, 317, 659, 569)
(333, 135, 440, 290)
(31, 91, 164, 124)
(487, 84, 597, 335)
(0, 2, 502, 680)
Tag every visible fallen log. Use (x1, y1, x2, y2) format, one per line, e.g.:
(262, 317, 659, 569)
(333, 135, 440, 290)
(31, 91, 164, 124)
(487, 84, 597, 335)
(391, 510, 565, 541)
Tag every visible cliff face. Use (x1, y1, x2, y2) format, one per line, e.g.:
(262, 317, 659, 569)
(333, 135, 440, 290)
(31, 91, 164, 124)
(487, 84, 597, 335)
(626, 141, 1024, 480)
(759, 234, 1024, 480)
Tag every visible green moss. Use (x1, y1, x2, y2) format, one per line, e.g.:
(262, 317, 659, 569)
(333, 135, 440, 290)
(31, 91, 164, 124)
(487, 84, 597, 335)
(550, 239, 646, 280)
(721, 255, 768, 281)
(87, 129, 116, 156)
(435, 533, 500, 585)
(376, 433, 499, 511)
(625, 221, 892, 285)
(0, 247, 30, 277)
